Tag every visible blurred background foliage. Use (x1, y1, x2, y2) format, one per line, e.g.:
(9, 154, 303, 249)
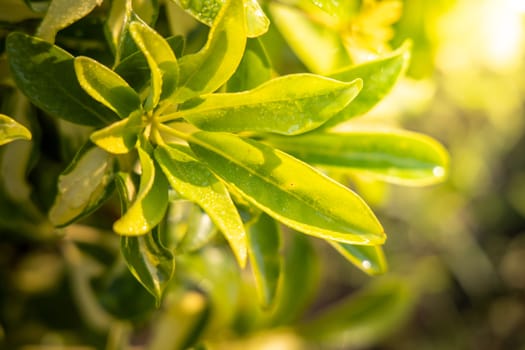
(1, 0, 525, 349)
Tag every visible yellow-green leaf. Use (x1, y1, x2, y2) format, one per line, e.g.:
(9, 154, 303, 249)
(269, 2, 352, 75)
(329, 241, 387, 275)
(155, 143, 247, 267)
(129, 21, 179, 109)
(36, 0, 102, 43)
(174, 0, 246, 102)
(113, 147, 169, 235)
(74, 56, 142, 119)
(174, 74, 362, 135)
(90, 111, 144, 154)
(171, 0, 269, 37)
(265, 129, 449, 186)
(325, 44, 410, 127)
(189, 131, 385, 245)
(49, 145, 115, 226)
(0, 114, 31, 146)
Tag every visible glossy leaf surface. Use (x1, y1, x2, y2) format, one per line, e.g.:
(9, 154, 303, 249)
(36, 0, 102, 42)
(265, 130, 449, 185)
(0, 114, 31, 146)
(49, 146, 115, 226)
(6, 33, 119, 127)
(174, 0, 246, 102)
(270, 2, 352, 75)
(90, 111, 143, 154)
(189, 131, 385, 245)
(247, 212, 282, 308)
(226, 38, 272, 92)
(129, 21, 179, 109)
(114, 147, 169, 235)
(121, 228, 175, 305)
(74, 56, 142, 119)
(176, 74, 361, 135)
(329, 241, 387, 275)
(171, 0, 268, 37)
(324, 45, 410, 127)
(155, 143, 247, 267)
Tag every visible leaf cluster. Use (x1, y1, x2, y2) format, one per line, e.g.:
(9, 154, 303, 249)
(1, 0, 449, 347)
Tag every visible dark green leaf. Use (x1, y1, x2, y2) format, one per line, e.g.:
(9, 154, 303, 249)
(121, 228, 175, 305)
(155, 143, 247, 267)
(49, 145, 115, 227)
(265, 129, 449, 186)
(175, 74, 361, 135)
(0, 114, 32, 146)
(174, 0, 246, 102)
(247, 212, 282, 308)
(113, 147, 169, 235)
(74, 56, 142, 119)
(189, 131, 385, 245)
(115, 36, 185, 93)
(6, 32, 120, 127)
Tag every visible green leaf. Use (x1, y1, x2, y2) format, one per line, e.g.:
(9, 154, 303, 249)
(129, 21, 179, 109)
(269, 2, 352, 75)
(298, 277, 414, 348)
(105, 0, 160, 64)
(324, 44, 411, 127)
(121, 228, 175, 305)
(49, 145, 115, 227)
(114, 147, 169, 235)
(36, 0, 102, 43)
(226, 38, 272, 92)
(132, 0, 160, 25)
(189, 131, 385, 245)
(174, 0, 246, 102)
(0, 114, 32, 146)
(115, 36, 185, 93)
(265, 129, 449, 186)
(6, 32, 119, 127)
(155, 143, 247, 267)
(74, 56, 142, 119)
(328, 241, 387, 275)
(171, 0, 268, 37)
(247, 212, 282, 308)
(271, 233, 319, 325)
(176, 74, 361, 135)
(105, 0, 132, 56)
(90, 110, 144, 154)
